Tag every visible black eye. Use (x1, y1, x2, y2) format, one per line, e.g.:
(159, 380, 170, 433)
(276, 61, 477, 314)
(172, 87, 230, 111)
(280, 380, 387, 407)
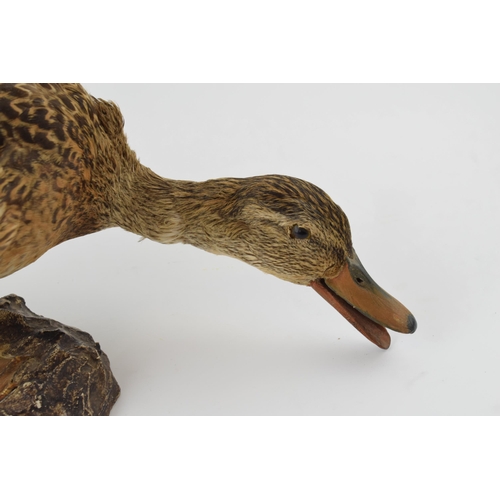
(290, 225, 310, 240)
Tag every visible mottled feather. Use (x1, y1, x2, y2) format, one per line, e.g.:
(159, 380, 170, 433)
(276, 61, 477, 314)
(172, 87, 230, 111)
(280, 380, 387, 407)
(0, 83, 352, 286)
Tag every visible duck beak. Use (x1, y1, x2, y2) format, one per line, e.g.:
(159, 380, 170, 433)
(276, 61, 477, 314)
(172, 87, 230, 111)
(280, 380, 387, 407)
(310, 250, 417, 349)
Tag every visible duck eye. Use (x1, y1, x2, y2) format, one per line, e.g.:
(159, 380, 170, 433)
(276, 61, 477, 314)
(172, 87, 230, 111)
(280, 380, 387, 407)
(290, 225, 310, 240)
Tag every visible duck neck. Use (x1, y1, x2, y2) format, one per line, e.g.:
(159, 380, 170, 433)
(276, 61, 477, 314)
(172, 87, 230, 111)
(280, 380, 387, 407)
(111, 165, 245, 253)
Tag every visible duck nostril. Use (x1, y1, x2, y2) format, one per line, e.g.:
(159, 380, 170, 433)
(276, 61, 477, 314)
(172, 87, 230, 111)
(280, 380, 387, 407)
(355, 277, 364, 284)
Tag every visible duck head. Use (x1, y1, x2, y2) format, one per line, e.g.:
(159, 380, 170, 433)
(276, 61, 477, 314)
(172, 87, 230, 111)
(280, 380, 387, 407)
(165, 174, 416, 349)
(186, 175, 416, 349)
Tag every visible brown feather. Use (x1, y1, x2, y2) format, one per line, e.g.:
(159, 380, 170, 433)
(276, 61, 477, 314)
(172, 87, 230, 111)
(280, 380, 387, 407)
(0, 84, 352, 285)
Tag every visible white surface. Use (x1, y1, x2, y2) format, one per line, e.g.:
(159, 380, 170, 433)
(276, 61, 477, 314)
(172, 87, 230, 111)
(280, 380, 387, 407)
(2, 84, 499, 415)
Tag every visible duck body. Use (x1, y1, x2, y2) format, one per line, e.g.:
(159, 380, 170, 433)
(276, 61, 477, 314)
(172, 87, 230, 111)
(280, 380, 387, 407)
(0, 83, 122, 277)
(0, 83, 416, 349)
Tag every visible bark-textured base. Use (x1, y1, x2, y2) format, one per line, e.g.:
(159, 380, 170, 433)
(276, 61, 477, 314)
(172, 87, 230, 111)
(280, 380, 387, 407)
(0, 294, 120, 415)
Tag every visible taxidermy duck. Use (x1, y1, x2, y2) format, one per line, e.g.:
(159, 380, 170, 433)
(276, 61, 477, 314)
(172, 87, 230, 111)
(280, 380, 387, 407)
(0, 83, 416, 349)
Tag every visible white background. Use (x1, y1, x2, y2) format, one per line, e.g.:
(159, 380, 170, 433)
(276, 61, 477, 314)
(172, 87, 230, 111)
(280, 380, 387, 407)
(2, 84, 499, 415)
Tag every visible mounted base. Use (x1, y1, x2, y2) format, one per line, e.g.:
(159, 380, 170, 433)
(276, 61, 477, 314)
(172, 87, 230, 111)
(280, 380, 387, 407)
(0, 294, 120, 416)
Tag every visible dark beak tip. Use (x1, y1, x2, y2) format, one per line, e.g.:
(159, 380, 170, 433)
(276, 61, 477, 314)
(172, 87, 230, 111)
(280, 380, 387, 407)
(407, 314, 417, 334)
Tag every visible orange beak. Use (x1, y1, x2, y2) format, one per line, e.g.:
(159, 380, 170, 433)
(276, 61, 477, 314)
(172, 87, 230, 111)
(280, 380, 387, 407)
(310, 250, 416, 349)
